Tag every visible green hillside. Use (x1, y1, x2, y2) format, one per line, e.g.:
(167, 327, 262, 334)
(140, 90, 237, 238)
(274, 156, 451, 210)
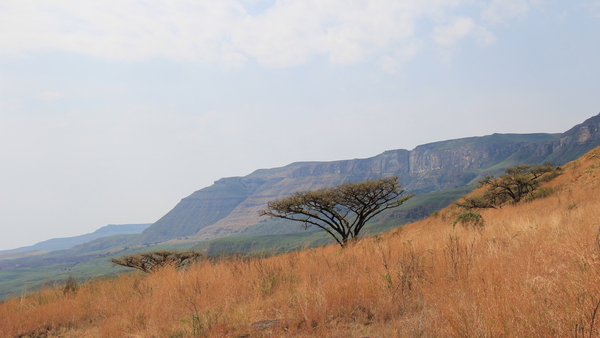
(2, 113, 598, 300)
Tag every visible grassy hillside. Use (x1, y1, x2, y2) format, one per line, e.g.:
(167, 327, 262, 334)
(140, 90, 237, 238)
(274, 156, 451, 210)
(2, 147, 600, 337)
(0, 237, 201, 299)
(0, 184, 470, 299)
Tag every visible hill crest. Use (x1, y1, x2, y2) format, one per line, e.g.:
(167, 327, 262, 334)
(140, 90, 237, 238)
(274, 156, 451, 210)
(135, 113, 600, 244)
(3, 145, 600, 337)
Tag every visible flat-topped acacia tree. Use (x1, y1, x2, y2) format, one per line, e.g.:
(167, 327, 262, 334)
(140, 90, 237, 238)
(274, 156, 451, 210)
(456, 163, 562, 209)
(109, 250, 203, 273)
(259, 176, 413, 247)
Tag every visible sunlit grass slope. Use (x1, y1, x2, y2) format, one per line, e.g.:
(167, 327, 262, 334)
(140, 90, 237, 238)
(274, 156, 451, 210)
(2, 147, 600, 337)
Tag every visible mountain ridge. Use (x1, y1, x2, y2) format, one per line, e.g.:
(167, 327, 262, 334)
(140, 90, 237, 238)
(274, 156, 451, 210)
(0, 114, 598, 300)
(135, 113, 600, 244)
(5, 144, 600, 337)
(0, 223, 151, 254)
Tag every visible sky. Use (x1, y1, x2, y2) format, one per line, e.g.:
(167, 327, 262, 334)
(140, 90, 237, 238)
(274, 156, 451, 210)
(1, 0, 599, 251)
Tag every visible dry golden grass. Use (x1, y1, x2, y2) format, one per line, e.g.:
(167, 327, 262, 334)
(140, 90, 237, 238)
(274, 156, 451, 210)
(3, 147, 600, 337)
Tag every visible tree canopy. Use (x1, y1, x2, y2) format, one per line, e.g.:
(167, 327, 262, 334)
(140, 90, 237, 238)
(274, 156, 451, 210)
(456, 163, 561, 209)
(109, 250, 203, 273)
(259, 176, 412, 247)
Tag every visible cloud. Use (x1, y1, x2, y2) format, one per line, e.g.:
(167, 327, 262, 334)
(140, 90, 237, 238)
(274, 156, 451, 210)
(432, 16, 496, 49)
(378, 40, 423, 73)
(481, 0, 542, 24)
(0, 0, 541, 67)
(580, 1, 600, 18)
(432, 17, 476, 47)
(0, 0, 248, 62)
(228, 1, 420, 67)
(38, 90, 65, 101)
(0, 98, 22, 112)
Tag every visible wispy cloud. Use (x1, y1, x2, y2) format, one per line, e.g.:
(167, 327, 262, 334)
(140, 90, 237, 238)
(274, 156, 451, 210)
(432, 17, 477, 47)
(580, 1, 600, 18)
(432, 16, 496, 49)
(481, 0, 542, 24)
(0, 0, 542, 68)
(38, 90, 65, 101)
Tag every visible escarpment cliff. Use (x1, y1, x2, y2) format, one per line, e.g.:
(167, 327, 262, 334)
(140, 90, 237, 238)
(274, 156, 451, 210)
(137, 113, 600, 244)
(135, 177, 267, 244)
(518, 114, 600, 163)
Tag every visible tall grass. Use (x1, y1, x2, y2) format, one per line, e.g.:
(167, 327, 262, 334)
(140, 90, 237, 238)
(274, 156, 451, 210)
(2, 148, 600, 337)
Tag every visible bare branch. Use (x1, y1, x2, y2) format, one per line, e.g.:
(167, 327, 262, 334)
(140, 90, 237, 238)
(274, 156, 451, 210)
(109, 250, 204, 273)
(457, 164, 561, 210)
(259, 176, 412, 247)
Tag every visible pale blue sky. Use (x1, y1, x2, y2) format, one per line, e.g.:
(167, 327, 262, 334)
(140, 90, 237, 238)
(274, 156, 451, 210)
(1, 0, 599, 250)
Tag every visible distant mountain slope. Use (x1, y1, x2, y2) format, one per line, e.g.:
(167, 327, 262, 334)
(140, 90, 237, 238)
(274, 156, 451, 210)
(135, 113, 600, 244)
(4, 145, 600, 336)
(503, 114, 600, 165)
(134, 177, 269, 244)
(1, 224, 151, 253)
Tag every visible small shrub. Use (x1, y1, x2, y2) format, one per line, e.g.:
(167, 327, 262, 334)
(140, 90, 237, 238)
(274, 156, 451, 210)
(525, 187, 558, 202)
(62, 276, 79, 295)
(453, 212, 484, 229)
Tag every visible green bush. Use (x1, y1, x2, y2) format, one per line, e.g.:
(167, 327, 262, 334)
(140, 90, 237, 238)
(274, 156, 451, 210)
(525, 187, 558, 202)
(453, 212, 484, 229)
(62, 276, 79, 295)
(456, 164, 562, 209)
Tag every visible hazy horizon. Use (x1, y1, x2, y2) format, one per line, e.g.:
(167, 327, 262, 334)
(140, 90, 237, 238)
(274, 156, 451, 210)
(1, 0, 599, 251)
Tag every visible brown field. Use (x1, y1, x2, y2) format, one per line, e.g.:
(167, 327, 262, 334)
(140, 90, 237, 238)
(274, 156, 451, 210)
(2, 147, 600, 338)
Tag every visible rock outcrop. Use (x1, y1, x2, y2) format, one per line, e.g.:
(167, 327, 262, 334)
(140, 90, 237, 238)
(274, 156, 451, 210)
(136, 113, 600, 244)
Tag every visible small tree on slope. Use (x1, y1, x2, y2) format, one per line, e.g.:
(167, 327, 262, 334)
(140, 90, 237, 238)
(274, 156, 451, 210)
(456, 163, 561, 209)
(259, 176, 413, 247)
(109, 250, 203, 273)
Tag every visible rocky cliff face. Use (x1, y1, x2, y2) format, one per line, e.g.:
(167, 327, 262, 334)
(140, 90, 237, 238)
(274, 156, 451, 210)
(135, 177, 267, 244)
(523, 114, 600, 163)
(409, 139, 524, 172)
(289, 149, 411, 178)
(139, 113, 600, 243)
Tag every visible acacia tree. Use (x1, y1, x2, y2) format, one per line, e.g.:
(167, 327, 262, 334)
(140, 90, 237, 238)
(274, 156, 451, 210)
(259, 176, 412, 247)
(457, 163, 561, 209)
(109, 250, 203, 273)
